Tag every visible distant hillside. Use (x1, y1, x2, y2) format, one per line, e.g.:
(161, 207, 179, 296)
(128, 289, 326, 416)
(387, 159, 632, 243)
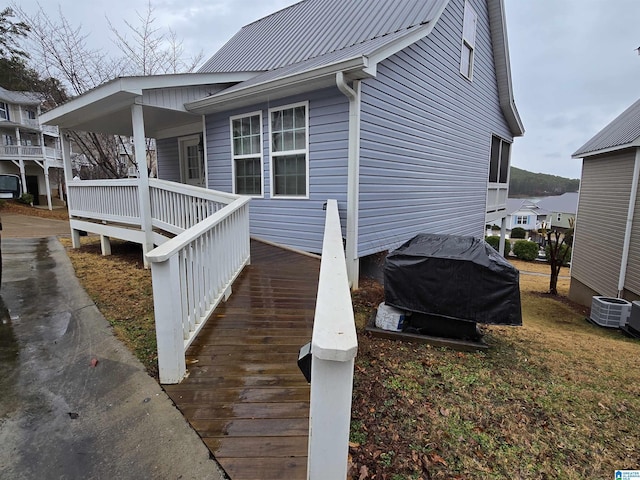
(509, 167, 579, 197)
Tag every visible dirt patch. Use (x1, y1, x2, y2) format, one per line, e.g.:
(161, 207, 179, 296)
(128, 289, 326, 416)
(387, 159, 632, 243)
(0, 200, 69, 221)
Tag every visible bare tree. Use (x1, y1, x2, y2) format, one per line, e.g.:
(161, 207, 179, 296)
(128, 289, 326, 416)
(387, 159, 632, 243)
(546, 218, 574, 295)
(107, 1, 203, 76)
(13, 1, 202, 178)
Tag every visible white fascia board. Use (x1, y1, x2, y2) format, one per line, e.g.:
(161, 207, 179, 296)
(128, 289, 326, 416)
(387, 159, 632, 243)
(364, 4, 450, 76)
(39, 72, 258, 125)
(185, 56, 370, 114)
(488, 0, 524, 137)
(572, 141, 640, 159)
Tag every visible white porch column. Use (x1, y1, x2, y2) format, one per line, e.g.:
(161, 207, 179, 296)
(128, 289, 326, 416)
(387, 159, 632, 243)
(15, 127, 26, 194)
(40, 131, 52, 210)
(61, 131, 80, 248)
(131, 102, 154, 267)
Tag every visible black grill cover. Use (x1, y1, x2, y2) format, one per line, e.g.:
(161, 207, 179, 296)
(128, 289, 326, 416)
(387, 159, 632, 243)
(384, 233, 522, 326)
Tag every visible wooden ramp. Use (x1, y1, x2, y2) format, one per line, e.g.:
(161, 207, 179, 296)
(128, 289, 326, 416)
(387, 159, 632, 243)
(164, 240, 320, 480)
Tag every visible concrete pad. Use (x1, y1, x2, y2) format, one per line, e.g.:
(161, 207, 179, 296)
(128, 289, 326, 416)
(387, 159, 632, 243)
(0, 237, 226, 479)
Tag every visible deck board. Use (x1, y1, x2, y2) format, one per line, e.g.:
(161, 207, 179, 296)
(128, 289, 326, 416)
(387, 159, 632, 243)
(164, 240, 319, 480)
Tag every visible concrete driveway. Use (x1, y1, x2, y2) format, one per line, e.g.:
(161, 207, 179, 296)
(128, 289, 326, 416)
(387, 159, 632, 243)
(0, 221, 226, 478)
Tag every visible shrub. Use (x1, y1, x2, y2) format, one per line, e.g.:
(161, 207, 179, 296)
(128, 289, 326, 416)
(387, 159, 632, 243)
(485, 235, 500, 251)
(512, 240, 539, 261)
(484, 236, 511, 254)
(510, 227, 527, 239)
(545, 242, 572, 266)
(17, 193, 34, 205)
(491, 224, 501, 232)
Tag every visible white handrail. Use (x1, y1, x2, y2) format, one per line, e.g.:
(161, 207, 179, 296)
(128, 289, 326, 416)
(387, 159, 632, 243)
(307, 199, 357, 480)
(147, 195, 251, 384)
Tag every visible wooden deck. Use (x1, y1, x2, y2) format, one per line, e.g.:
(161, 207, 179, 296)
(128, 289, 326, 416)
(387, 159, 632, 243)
(164, 240, 320, 480)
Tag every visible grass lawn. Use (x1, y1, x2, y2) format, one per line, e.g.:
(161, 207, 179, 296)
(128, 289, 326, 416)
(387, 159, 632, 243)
(47, 227, 640, 479)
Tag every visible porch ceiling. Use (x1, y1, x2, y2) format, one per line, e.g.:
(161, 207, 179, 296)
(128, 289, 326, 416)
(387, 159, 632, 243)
(39, 72, 256, 137)
(39, 90, 201, 138)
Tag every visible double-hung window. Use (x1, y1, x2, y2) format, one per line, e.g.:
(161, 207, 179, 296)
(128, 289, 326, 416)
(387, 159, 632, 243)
(269, 102, 308, 198)
(460, 0, 477, 80)
(231, 112, 263, 196)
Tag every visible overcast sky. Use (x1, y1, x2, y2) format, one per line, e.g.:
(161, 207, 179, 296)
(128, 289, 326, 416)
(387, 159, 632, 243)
(15, 0, 640, 179)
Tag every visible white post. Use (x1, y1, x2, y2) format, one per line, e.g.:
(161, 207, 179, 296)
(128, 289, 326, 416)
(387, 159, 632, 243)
(40, 131, 52, 210)
(15, 127, 27, 194)
(100, 235, 112, 256)
(131, 102, 154, 268)
(61, 132, 80, 247)
(151, 254, 186, 384)
(499, 216, 507, 256)
(308, 199, 358, 480)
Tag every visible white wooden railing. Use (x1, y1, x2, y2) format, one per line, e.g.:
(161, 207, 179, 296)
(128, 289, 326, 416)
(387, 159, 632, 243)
(65, 179, 251, 384)
(68, 179, 141, 225)
(0, 144, 63, 161)
(307, 199, 358, 480)
(486, 182, 509, 214)
(147, 194, 250, 384)
(149, 178, 232, 235)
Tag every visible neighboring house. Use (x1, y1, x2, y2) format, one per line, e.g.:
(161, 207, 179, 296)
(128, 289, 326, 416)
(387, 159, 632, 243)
(570, 98, 640, 306)
(0, 86, 64, 208)
(41, 0, 524, 284)
(536, 191, 578, 230)
(502, 198, 548, 233)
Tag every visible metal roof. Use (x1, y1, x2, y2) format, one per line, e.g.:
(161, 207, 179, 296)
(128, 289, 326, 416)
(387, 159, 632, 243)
(535, 192, 579, 215)
(198, 0, 448, 73)
(0, 86, 41, 106)
(573, 97, 640, 157)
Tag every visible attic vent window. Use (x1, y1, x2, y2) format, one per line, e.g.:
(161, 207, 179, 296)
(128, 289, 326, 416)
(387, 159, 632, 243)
(460, 0, 477, 80)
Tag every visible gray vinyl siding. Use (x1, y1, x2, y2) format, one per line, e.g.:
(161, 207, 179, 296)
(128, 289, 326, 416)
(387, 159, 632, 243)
(624, 157, 640, 296)
(205, 87, 349, 253)
(156, 137, 181, 182)
(142, 85, 227, 110)
(358, 0, 512, 256)
(571, 150, 636, 297)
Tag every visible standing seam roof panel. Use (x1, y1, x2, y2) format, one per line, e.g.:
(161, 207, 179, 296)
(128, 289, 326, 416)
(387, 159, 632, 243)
(198, 0, 448, 73)
(574, 98, 640, 156)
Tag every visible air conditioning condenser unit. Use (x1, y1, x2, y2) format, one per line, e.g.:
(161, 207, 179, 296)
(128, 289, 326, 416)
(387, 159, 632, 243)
(622, 301, 640, 337)
(589, 296, 631, 328)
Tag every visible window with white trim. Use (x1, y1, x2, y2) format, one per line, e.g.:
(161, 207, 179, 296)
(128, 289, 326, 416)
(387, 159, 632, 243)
(489, 135, 511, 184)
(231, 112, 263, 196)
(460, 0, 477, 80)
(516, 216, 529, 225)
(0, 102, 9, 121)
(26, 109, 36, 120)
(269, 102, 308, 197)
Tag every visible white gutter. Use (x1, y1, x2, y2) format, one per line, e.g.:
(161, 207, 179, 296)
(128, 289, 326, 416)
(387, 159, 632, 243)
(617, 148, 640, 297)
(336, 71, 361, 289)
(186, 56, 369, 114)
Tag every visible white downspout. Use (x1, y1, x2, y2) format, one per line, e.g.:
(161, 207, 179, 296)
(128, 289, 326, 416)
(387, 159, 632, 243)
(617, 148, 640, 297)
(336, 72, 361, 289)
